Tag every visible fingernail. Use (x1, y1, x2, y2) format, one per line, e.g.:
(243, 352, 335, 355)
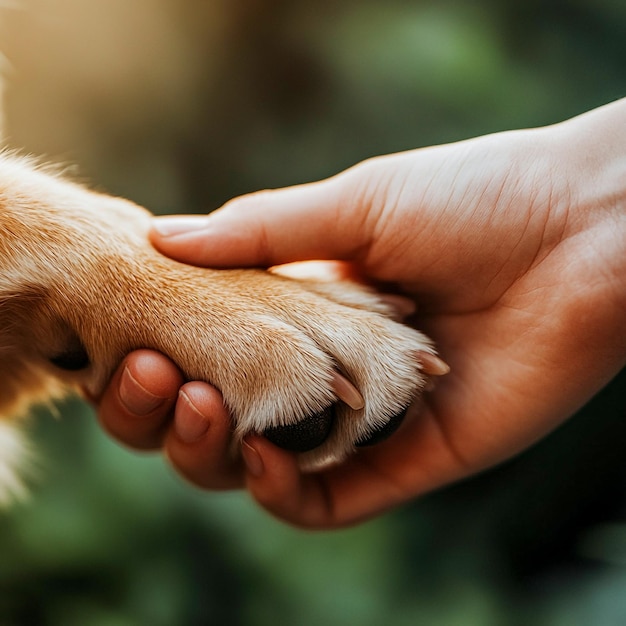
(242, 437, 264, 477)
(174, 391, 210, 443)
(152, 216, 210, 237)
(119, 366, 167, 416)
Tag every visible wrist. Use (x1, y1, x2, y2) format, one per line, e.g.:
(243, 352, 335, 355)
(544, 100, 626, 331)
(552, 99, 626, 224)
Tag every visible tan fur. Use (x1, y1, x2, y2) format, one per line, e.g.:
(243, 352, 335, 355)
(0, 152, 437, 501)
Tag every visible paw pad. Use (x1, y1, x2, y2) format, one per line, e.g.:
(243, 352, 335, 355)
(355, 407, 408, 447)
(263, 406, 335, 452)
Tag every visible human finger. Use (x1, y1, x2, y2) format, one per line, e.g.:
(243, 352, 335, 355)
(240, 405, 468, 529)
(149, 175, 370, 268)
(164, 382, 244, 490)
(97, 350, 183, 450)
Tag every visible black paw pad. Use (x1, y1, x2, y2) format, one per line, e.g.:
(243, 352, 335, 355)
(263, 406, 335, 452)
(355, 407, 408, 447)
(49, 346, 90, 371)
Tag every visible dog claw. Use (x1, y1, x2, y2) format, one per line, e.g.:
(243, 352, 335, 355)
(263, 406, 335, 452)
(331, 372, 364, 410)
(416, 351, 450, 376)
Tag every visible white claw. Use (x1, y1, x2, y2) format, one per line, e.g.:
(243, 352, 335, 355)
(416, 351, 450, 376)
(331, 372, 365, 410)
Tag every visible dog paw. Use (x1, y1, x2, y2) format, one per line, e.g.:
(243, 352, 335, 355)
(0, 157, 447, 475)
(215, 273, 447, 470)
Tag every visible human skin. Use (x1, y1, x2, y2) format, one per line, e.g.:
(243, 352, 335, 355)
(98, 99, 626, 528)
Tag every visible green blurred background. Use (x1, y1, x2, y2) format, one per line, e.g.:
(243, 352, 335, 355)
(1, 0, 625, 624)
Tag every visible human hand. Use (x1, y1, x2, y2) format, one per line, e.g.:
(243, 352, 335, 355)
(98, 99, 626, 527)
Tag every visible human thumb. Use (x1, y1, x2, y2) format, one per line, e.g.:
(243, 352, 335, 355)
(150, 176, 368, 268)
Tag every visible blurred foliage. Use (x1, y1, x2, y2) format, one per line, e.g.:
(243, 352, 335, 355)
(0, 0, 625, 624)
